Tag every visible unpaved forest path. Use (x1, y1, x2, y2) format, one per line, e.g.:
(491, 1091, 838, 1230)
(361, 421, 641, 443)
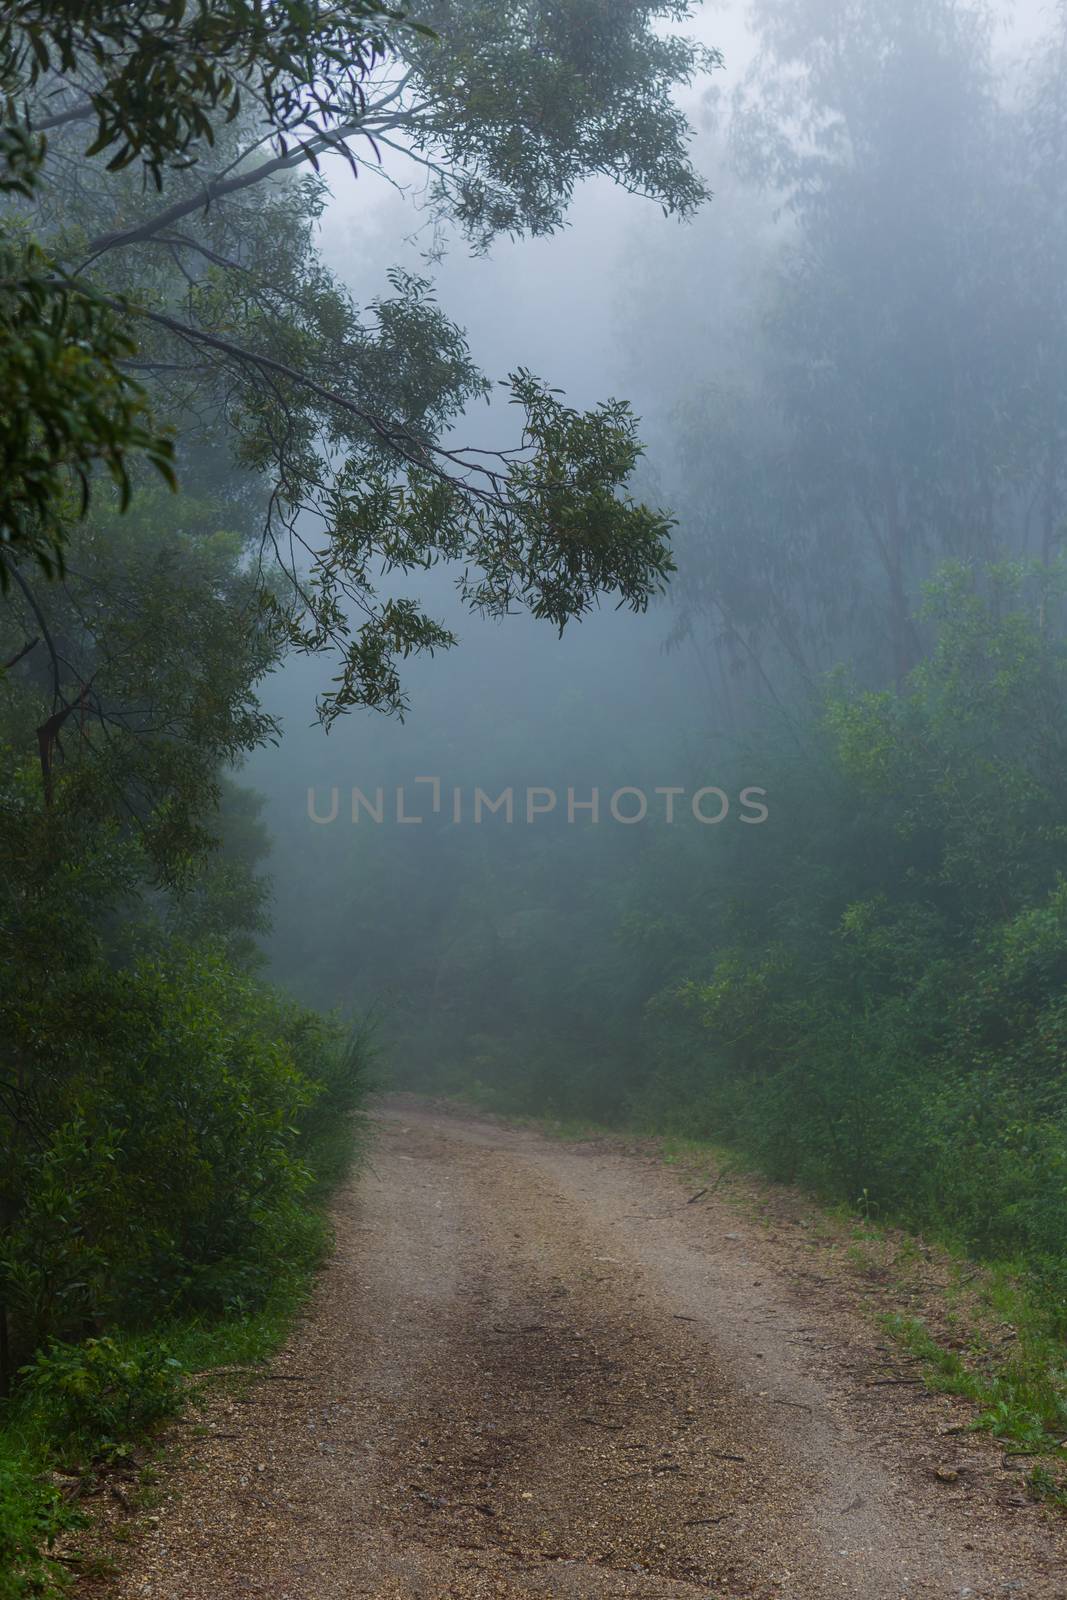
(107, 1102, 1067, 1599)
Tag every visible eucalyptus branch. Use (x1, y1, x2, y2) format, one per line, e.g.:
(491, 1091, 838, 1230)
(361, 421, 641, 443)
(116, 299, 521, 508)
(77, 121, 374, 267)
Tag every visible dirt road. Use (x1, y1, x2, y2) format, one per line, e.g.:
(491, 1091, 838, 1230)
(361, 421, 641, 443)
(107, 1103, 1067, 1599)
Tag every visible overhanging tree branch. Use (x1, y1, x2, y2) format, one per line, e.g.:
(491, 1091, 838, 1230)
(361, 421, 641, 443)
(115, 299, 519, 505)
(78, 122, 373, 266)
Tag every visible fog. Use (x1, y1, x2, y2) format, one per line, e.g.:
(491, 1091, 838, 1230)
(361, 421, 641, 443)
(247, 0, 1064, 1091)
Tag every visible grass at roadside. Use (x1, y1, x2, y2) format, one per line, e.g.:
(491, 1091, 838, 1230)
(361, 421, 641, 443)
(656, 1132, 1067, 1506)
(882, 1284, 1067, 1506)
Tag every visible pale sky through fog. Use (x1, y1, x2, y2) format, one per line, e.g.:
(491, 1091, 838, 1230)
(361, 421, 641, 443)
(313, 0, 1056, 428)
(314, 2, 753, 409)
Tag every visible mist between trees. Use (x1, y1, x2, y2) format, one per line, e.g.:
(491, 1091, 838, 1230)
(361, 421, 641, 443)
(4, 0, 1067, 1583)
(259, 0, 1067, 1345)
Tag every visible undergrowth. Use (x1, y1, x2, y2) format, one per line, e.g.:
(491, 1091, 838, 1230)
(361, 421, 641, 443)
(0, 1026, 375, 1599)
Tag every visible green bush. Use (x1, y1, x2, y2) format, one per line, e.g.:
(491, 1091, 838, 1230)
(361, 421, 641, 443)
(0, 948, 371, 1368)
(0, 939, 372, 1594)
(21, 1338, 184, 1466)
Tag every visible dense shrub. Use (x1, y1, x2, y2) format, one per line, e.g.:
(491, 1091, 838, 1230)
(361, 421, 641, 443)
(0, 947, 369, 1374)
(0, 930, 371, 1594)
(21, 1338, 184, 1466)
